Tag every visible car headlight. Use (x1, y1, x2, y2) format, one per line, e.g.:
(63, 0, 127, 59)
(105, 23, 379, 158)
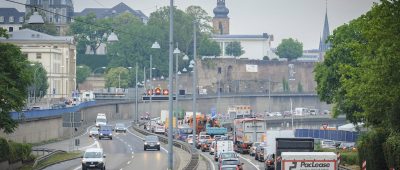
(110, 133, 112, 136)
(100, 133, 103, 135)
(157, 142, 160, 145)
(144, 142, 148, 145)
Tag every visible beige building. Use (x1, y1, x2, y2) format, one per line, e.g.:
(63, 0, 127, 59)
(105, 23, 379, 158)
(0, 29, 76, 98)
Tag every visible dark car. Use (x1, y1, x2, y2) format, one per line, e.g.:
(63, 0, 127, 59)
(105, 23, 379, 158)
(144, 135, 160, 151)
(264, 154, 275, 170)
(98, 125, 113, 140)
(201, 140, 212, 152)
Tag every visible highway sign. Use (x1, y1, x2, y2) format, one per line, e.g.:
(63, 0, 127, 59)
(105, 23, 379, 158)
(142, 96, 176, 101)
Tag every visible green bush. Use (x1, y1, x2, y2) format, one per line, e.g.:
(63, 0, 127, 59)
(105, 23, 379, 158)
(341, 152, 359, 165)
(0, 137, 32, 163)
(383, 132, 400, 169)
(0, 138, 10, 161)
(357, 128, 388, 170)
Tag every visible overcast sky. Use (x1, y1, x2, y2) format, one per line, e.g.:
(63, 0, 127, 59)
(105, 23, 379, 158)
(1, 0, 379, 49)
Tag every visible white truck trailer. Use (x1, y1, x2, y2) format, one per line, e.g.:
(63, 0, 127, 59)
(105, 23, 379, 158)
(281, 152, 337, 170)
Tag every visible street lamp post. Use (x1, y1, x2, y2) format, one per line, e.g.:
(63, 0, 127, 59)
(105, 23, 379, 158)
(135, 62, 139, 123)
(191, 20, 198, 149)
(150, 41, 160, 118)
(167, 0, 174, 169)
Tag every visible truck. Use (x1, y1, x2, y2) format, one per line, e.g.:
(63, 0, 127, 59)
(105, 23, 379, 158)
(295, 107, 310, 116)
(214, 140, 234, 161)
(281, 152, 337, 170)
(233, 118, 267, 154)
(228, 105, 252, 119)
(275, 138, 315, 170)
(205, 117, 227, 136)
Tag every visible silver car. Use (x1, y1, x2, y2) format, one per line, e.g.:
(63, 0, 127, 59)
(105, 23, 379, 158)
(114, 123, 127, 133)
(89, 127, 99, 137)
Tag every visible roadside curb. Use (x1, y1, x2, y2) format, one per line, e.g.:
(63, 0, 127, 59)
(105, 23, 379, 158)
(199, 153, 213, 170)
(35, 154, 81, 170)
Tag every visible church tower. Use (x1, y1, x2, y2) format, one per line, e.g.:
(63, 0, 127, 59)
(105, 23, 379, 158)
(212, 0, 230, 35)
(319, 1, 330, 53)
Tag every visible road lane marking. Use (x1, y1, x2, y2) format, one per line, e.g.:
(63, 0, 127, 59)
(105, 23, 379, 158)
(200, 153, 216, 170)
(238, 154, 260, 170)
(127, 161, 131, 165)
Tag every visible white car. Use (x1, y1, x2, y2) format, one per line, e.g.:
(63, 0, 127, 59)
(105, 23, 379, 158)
(89, 127, 99, 137)
(321, 140, 336, 149)
(81, 148, 106, 170)
(209, 141, 216, 155)
(114, 123, 127, 133)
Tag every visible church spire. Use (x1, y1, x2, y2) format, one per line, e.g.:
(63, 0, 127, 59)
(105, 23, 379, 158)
(319, 0, 330, 52)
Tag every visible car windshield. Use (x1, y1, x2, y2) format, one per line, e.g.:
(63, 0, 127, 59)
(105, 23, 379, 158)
(84, 152, 102, 158)
(253, 142, 261, 147)
(97, 118, 106, 123)
(221, 153, 237, 159)
(116, 123, 125, 128)
(323, 141, 334, 145)
(222, 160, 239, 165)
(221, 167, 237, 170)
(90, 127, 98, 131)
(100, 126, 112, 131)
(146, 136, 159, 142)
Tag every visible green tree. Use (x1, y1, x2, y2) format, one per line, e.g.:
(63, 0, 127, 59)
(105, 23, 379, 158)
(29, 62, 48, 99)
(185, 6, 213, 33)
(0, 43, 33, 133)
(314, 1, 400, 168)
(263, 56, 270, 60)
(0, 28, 8, 38)
(69, 13, 112, 55)
(198, 35, 220, 56)
(105, 67, 130, 88)
(225, 41, 245, 57)
(77, 65, 92, 84)
(276, 38, 303, 61)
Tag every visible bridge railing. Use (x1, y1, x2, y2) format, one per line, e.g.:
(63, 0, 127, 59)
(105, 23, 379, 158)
(132, 125, 199, 170)
(295, 129, 360, 142)
(9, 101, 96, 121)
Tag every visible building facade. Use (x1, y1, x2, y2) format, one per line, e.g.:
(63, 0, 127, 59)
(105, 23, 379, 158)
(0, 29, 76, 99)
(0, 8, 25, 33)
(25, 0, 74, 35)
(211, 34, 277, 60)
(210, 0, 277, 60)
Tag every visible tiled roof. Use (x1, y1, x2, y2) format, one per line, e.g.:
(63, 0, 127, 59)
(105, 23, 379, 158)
(211, 33, 270, 39)
(0, 8, 25, 24)
(74, 2, 148, 21)
(0, 29, 74, 43)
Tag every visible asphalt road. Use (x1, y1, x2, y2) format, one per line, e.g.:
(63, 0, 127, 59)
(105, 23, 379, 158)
(44, 122, 169, 170)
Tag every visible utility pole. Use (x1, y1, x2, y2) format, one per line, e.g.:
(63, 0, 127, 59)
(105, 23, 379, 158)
(135, 62, 139, 123)
(192, 20, 198, 149)
(167, 0, 174, 169)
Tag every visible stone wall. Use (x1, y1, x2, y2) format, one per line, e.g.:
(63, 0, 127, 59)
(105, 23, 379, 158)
(0, 118, 68, 143)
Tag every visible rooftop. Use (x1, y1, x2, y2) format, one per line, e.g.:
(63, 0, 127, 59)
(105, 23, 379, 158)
(0, 29, 74, 43)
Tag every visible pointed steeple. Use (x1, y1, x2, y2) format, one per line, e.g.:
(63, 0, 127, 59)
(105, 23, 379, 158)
(319, 0, 330, 52)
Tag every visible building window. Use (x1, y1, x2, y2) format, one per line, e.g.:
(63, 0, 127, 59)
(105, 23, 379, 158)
(8, 27, 13, 32)
(36, 53, 42, 59)
(9, 16, 14, 23)
(0, 16, 4, 23)
(19, 16, 24, 23)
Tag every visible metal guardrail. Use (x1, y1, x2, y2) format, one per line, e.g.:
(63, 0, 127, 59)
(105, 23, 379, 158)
(32, 149, 66, 168)
(132, 125, 199, 170)
(9, 101, 96, 121)
(339, 165, 352, 170)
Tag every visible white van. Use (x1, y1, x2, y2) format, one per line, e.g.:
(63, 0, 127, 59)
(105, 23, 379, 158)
(214, 140, 234, 161)
(295, 107, 310, 116)
(96, 113, 107, 127)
